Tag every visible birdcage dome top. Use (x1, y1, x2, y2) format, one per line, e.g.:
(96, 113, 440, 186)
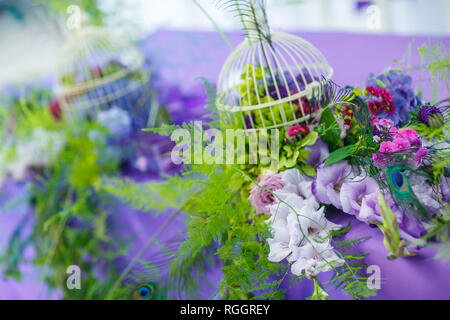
(55, 26, 145, 94)
(217, 32, 333, 129)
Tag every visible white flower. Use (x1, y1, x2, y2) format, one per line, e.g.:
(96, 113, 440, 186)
(275, 168, 314, 201)
(264, 171, 343, 280)
(291, 241, 344, 279)
(266, 194, 309, 262)
(286, 199, 341, 259)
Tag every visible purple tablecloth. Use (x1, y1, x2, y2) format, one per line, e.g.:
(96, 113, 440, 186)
(1, 29, 449, 299)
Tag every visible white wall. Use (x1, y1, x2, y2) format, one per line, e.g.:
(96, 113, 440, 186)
(100, 0, 450, 36)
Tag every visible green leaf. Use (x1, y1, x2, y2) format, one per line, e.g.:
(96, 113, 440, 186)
(301, 163, 316, 177)
(323, 144, 355, 167)
(318, 108, 342, 151)
(299, 131, 318, 148)
(375, 79, 386, 88)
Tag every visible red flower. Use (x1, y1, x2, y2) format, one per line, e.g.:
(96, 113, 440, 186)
(49, 99, 62, 121)
(288, 123, 310, 137)
(366, 86, 395, 115)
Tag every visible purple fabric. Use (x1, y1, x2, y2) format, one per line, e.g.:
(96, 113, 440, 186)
(0, 180, 61, 300)
(1, 30, 449, 299)
(286, 210, 450, 300)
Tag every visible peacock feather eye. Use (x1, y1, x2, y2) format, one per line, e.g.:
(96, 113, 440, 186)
(392, 170, 408, 192)
(134, 284, 154, 300)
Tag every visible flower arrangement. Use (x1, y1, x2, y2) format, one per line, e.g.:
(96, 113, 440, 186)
(1, 1, 448, 301)
(104, 39, 449, 300)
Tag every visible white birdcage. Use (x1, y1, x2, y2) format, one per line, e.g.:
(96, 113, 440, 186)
(216, 32, 333, 131)
(54, 26, 157, 130)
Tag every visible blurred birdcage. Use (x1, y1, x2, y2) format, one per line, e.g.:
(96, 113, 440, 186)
(216, 32, 333, 131)
(54, 26, 158, 131)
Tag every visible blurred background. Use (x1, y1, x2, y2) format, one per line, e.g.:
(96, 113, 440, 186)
(0, 0, 449, 300)
(1, 0, 449, 86)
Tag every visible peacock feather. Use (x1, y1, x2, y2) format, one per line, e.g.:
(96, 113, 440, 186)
(215, 0, 272, 47)
(383, 164, 431, 222)
(131, 282, 164, 300)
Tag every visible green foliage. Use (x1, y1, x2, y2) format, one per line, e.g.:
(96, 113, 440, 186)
(329, 231, 378, 300)
(105, 121, 288, 299)
(418, 42, 450, 103)
(419, 204, 450, 261)
(29, 120, 124, 299)
(279, 132, 317, 175)
(315, 107, 342, 151)
(0, 87, 128, 299)
(324, 144, 355, 167)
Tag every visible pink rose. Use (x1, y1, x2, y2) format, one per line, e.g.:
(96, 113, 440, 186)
(248, 171, 284, 214)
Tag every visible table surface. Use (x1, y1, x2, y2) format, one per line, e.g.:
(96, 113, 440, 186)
(1, 30, 449, 300)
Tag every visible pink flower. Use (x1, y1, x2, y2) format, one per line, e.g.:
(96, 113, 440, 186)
(398, 128, 418, 140)
(370, 115, 380, 128)
(287, 124, 310, 137)
(389, 126, 398, 134)
(378, 118, 394, 129)
(392, 137, 410, 151)
(379, 141, 396, 153)
(248, 171, 284, 214)
(415, 147, 428, 165)
(288, 125, 302, 137)
(49, 99, 62, 121)
(397, 128, 421, 146)
(372, 153, 388, 169)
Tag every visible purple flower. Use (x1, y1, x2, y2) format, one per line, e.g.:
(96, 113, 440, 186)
(358, 192, 382, 223)
(249, 171, 284, 214)
(265, 70, 319, 99)
(311, 161, 354, 210)
(366, 70, 421, 125)
(304, 138, 330, 167)
(418, 105, 445, 127)
(340, 176, 379, 216)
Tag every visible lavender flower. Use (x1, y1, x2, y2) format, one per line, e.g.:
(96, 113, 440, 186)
(264, 169, 342, 279)
(311, 161, 354, 210)
(340, 175, 379, 216)
(304, 138, 330, 168)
